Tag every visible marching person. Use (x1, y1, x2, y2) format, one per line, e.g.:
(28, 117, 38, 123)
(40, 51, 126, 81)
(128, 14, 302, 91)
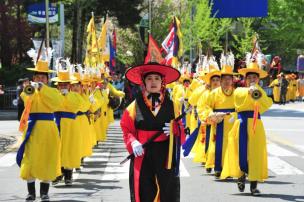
(203, 52, 236, 178)
(221, 55, 273, 196)
(17, 57, 63, 201)
(52, 60, 83, 186)
(197, 58, 221, 174)
(120, 63, 185, 202)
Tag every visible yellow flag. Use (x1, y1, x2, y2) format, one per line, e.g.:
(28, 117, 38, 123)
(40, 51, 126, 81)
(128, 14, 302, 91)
(87, 16, 98, 53)
(174, 16, 183, 58)
(98, 20, 108, 51)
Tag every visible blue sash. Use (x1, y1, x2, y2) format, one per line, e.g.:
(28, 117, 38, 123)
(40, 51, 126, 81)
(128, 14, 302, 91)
(238, 111, 261, 173)
(54, 111, 76, 131)
(182, 120, 201, 157)
(214, 108, 235, 172)
(16, 113, 55, 167)
(76, 111, 86, 116)
(205, 125, 211, 153)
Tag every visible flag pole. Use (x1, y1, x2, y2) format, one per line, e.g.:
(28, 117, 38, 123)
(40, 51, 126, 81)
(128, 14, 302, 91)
(45, 0, 50, 48)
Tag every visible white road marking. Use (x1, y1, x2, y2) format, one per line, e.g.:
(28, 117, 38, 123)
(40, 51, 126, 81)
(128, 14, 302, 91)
(83, 152, 111, 162)
(268, 156, 304, 175)
(266, 129, 304, 132)
(0, 152, 16, 167)
(294, 145, 304, 153)
(267, 143, 298, 157)
(181, 151, 194, 159)
(101, 161, 129, 180)
(179, 160, 190, 177)
(101, 159, 190, 181)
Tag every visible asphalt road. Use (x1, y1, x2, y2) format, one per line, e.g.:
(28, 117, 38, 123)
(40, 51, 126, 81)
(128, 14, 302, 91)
(0, 102, 304, 202)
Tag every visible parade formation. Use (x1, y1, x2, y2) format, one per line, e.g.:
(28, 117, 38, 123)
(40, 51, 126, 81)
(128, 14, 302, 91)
(1, 1, 304, 202)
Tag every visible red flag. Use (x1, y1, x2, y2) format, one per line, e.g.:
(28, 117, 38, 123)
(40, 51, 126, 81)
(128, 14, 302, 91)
(144, 34, 164, 64)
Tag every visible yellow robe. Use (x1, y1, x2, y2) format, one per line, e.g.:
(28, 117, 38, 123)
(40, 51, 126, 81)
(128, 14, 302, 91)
(188, 85, 207, 163)
(269, 79, 280, 103)
(59, 92, 83, 169)
(78, 93, 93, 158)
(289, 79, 297, 101)
(221, 85, 273, 181)
(204, 87, 235, 176)
(100, 89, 109, 141)
(298, 79, 304, 97)
(20, 85, 63, 181)
(107, 83, 125, 125)
(93, 90, 105, 142)
(286, 79, 292, 102)
(174, 85, 191, 129)
(197, 89, 215, 169)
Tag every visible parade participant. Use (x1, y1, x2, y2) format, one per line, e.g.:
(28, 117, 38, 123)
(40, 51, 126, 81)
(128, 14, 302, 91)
(174, 73, 192, 135)
(17, 52, 63, 201)
(279, 73, 289, 105)
(90, 68, 106, 144)
(71, 69, 94, 161)
(297, 74, 304, 101)
(223, 54, 272, 196)
(121, 63, 184, 202)
(197, 58, 221, 174)
(187, 71, 207, 164)
(203, 52, 236, 178)
(17, 78, 30, 121)
(81, 69, 98, 147)
(289, 74, 298, 102)
(51, 59, 83, 186)
(269, 74, 281, 103)
(269, 56, 282, 80)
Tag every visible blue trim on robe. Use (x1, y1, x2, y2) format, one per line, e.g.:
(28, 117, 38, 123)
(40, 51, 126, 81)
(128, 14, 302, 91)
(54, 111, 77, 131)
(182, 120, 201, 157)
(205, 125, 211, 153)
(213, 109, 235, 172)
(16, 113, 55, 167)
(238, 111, 261, 173)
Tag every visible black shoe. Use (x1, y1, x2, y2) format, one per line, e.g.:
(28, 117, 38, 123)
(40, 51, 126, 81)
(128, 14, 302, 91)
(40, 194, 50, 201)
(206, 168, 212, 173)
(237, 175, 246, 192)
(214, 171, 221, 179)
(52, 175, 63, 185)
(26, 182, 36, 201)
(64, 170, 73, 186)
(40, 183, 50, 201)
(250, 188, 261, 196)
(25, 194, 36, 201)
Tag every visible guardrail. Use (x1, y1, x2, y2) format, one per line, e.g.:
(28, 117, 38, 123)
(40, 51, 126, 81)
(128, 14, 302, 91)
(0, 86, 17, 110)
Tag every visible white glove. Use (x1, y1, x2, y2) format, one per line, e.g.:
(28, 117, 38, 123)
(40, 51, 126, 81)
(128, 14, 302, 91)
(89, 95, 95, 104)
(162, 122, 171, 136)
(30, 81, 39, 89)
(248, 84, 257, 94)
(179, 97, 184, 103)
(60, 88, 69, 95)
(131, 140, 144, 157)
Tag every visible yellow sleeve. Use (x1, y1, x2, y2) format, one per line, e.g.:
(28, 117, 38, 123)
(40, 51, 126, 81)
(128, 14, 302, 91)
(197, 90, 213, 122)
(40, 85, 64, 111)
(234, 86, 272, 114)
(63, 92, 83, 113)
(108, 83, 125, 97)
(80, 94, 91, 112)
(268, 79, 276, 87)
